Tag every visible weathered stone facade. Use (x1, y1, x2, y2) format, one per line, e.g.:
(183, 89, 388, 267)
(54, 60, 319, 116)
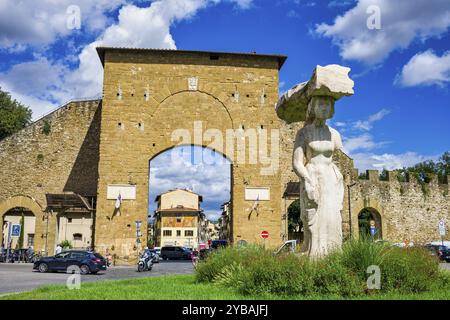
(0, 100, 101, 254)
(94, 48, 286, 261)
(0, 48, 448, 263)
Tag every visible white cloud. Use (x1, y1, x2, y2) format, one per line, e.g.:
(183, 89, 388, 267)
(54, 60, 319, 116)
(343, 133, 387, 154)
(149, 147, 231, 216)
(315, 0, 450, 64)
(0, 0, 254, 119)
(396, 50, 450, 87)
(0, 0, 127, 48)
(0, 57, 71, 117)
(337, 108, 438, 171)
(353, 108, 390, 131)
(351, 152, 439, 171)
(204, 210, 222, 221)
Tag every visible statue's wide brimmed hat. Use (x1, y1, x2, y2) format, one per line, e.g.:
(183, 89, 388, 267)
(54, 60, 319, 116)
(276, 64, 354, 123)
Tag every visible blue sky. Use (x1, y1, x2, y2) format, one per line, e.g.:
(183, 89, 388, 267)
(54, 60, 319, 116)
(0, 0, 449, 220)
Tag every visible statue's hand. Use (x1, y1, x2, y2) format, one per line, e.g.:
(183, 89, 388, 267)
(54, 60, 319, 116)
(305, 180, 318, 204)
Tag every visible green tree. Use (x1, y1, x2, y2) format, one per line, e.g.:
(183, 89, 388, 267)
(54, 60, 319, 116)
(288, 199, 301, 232)
(0, 87, 32, 140)
(397, 151, 450, 184)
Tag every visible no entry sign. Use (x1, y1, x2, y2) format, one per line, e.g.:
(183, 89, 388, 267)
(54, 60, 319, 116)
(260, 230, 269, 239)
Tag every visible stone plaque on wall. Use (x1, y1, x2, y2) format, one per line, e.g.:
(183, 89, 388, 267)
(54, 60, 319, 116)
(107, 184, 136, 200)
(245, 187, 270, 201)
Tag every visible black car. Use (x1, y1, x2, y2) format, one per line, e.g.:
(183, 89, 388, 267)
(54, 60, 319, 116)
(160, 246, 191, 260)
(210, 240, 228, 249)
(33, 250, 107, 274)
(424, 244, 449, 262)
(441, 249, 450, 262)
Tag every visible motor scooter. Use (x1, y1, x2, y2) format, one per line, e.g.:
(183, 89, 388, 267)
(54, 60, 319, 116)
(137, 252, 153, 272)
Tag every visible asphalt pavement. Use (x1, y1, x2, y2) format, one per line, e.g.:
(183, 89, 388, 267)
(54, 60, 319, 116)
(0, 261, 448, 295)
(0, 260, 193, 295)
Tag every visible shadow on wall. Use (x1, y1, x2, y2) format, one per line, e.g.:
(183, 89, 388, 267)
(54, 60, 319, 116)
(63, 102, 102, 195)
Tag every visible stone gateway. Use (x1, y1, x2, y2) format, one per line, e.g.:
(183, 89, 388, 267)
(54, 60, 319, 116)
(0, 48, 448, 264)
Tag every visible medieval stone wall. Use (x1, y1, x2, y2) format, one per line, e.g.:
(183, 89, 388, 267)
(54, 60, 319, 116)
(0, 100, 101, 253)
(95, 49, 284, 261)
(350, 170, 449, 244)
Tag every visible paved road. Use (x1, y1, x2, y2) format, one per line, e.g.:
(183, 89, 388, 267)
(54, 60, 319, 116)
(0, 262, 448, 295)
(0, 261, 193, 295)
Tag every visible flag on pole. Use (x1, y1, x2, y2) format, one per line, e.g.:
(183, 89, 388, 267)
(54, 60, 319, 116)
(252, 195, 260, 211)
(115, 193, 122, 209)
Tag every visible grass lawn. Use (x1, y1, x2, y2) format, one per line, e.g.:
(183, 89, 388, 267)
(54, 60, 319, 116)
(1, 274, 449, 300)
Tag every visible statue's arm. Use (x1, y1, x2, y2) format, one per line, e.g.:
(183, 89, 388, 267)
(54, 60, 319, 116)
(293, 136, 312, 184)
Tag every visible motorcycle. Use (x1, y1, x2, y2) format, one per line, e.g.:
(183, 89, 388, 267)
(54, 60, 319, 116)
(137, 252, 153, 272)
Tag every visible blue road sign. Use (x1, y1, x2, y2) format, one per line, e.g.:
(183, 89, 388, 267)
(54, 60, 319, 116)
(11, 224, 21, 237)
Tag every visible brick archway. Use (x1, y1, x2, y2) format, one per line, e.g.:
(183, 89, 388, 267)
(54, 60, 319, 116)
(0, 195, 44, 249)
(358, 207, 383, 239)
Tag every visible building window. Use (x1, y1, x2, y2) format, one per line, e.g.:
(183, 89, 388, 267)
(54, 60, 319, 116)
(185, 230, 194, 237)
(73, 233, 82, 241)
(68, 218, 73, 223)
(163, 230, 172, 237)
(27, 234, 35, 247)
(176, 230, 181, 237)
(176, 213, 182, 223)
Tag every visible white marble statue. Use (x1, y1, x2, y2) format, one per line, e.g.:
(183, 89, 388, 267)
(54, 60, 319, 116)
(293, 96, 344, 257)
(276, 64, 354, 257)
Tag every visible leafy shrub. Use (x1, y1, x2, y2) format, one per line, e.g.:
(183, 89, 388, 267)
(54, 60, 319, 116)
(338, 238, 387, 281)
(195, 245, 267, 282)
(60, 240, 72, 249)
(380, 247, 440, 293)
(196, 239, 443, 297)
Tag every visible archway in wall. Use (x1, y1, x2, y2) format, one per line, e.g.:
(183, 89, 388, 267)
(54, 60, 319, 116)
(2, 207, 36, 249)
(358, 207, 382, 240)
(148, 145, 232, 250)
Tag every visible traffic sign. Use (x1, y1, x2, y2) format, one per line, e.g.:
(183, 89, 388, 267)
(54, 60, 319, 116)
(11, 224, 21, 237)
(439, 220, 446, 236)
(260, 230, 269, 239)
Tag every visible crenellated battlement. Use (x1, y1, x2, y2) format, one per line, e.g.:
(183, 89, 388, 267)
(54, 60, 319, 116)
(349, 168, 449, 202)
(354, 168, 450, 185)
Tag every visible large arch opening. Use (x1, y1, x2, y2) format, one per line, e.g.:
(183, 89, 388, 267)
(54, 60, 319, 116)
(2, 207, 36, 250)
(358, 207, 382, 240)
(148, 145, 232, 250)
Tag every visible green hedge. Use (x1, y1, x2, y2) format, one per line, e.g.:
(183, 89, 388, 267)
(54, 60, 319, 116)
(195, 240, 445, 297)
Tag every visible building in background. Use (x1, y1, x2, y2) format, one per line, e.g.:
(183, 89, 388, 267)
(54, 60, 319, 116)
(154, 189, 205, 249)
(206, 220, 219, 241)
(219, 201, 232, 241)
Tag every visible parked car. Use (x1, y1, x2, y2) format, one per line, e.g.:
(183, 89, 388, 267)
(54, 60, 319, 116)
(160, 246, 191, 260)
(424, 244, 449, 262)
(273, 240, 298, 256)
(33, 250, 107, 274)
(210, 240, 228, 250)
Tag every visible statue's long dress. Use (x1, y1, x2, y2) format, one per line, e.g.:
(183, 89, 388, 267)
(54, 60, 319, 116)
(297, 125, 344, 257)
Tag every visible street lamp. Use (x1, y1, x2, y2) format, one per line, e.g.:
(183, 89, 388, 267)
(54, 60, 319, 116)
(347, 182, 357, 239)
